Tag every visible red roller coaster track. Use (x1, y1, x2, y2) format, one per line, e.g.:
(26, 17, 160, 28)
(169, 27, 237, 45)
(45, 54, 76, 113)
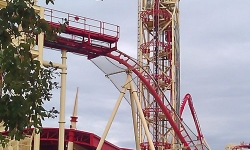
(41, 8, 207, 150)
(180, 94, 204, 148)
(232, 143, 250, 150)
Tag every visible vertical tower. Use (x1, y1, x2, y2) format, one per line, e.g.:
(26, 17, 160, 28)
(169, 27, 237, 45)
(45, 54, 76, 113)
(68, 87, 79, 150)
(137, 0, 180, 149)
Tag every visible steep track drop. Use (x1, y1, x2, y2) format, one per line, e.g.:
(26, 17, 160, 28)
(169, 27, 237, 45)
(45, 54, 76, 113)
(180, 94, 204, 149)
(42, 8, 209, 150)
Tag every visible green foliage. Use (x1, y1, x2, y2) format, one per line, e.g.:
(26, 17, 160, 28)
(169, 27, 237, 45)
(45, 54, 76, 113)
(0, 0, 61, 146)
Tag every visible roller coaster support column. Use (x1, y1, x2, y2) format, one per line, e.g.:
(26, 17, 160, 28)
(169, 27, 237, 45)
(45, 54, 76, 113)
(96, 74, 131, 150)
(129, 73, 155, 150)
(97, 71, 155, 150)
(58, 50, 67, 150)
(129, 90, 140, 150)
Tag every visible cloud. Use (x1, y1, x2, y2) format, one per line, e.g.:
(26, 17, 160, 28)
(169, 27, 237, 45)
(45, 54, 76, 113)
(180, 0, 250, 148)
(37, 0, 250, 149)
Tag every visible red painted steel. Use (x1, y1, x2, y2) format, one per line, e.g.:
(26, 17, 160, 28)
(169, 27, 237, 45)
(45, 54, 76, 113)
(43, 33, 194, 150)
(43, 8, 119, 59)
(43, 36, 116, 59)
(180, 94, 204, 149)
(106, 52, 192, 149)
(40, 8, 206, 149)
(232, 142, 250, 150)
(48, 22, 119, 43)
(44, 8, 120, 40)
(2, 128, 130, 150)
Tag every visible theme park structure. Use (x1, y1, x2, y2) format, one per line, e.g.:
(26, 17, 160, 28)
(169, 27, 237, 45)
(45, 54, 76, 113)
(0, 0, 218, 149)
(225, 143, 250, 150)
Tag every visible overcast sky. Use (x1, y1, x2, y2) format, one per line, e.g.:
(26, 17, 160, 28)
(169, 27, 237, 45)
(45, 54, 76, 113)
(38, 0, 250, 149)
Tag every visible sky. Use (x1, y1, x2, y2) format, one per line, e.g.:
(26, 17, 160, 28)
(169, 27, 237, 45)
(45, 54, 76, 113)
(37, 0, 250, 149)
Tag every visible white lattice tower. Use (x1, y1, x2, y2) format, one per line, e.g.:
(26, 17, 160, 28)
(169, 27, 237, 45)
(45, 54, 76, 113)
(137, 0, 180, 149)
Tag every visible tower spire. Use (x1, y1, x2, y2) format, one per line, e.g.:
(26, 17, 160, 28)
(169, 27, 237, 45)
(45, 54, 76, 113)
(70, 87, 79, 129)
(68, 87, 79, 150)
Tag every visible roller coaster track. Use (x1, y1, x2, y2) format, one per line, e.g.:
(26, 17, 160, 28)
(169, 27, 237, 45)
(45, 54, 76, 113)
(106, 51, 195, 149)
(180, 94, 205, 149)
(42, 8, 209, 150)
(226, 142, 250, 150)
(232, 145, 250, 150)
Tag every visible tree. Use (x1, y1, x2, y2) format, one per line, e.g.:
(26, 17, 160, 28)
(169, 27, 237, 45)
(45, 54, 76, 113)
(0, 0, 62, 146)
